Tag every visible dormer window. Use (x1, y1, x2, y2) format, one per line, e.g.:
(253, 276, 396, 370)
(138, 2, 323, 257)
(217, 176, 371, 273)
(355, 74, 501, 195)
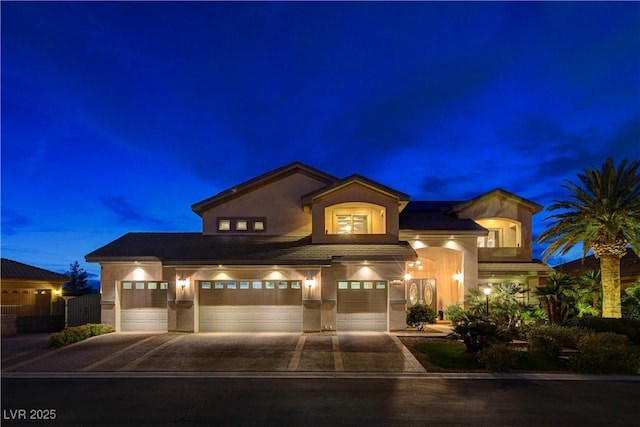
(336, 214, 368, 234)
(324, 202, 386, 235)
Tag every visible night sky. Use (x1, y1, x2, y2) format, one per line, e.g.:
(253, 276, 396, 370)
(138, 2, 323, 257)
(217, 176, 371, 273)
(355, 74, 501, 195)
(2, 2, 639, 280)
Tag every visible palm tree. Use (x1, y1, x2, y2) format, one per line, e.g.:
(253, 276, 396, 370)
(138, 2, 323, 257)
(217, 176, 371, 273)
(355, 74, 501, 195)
(534, 273, 580, 324)
(537, 158, 640, 318)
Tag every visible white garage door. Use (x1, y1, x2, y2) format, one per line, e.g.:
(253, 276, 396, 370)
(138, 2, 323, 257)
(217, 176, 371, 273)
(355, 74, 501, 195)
(200, 306, 302, 332)
(121, 308, 168, 332)
(337, 280, 387, 331)
(120, 281, 168, 332)
(198, 280, 302, 332)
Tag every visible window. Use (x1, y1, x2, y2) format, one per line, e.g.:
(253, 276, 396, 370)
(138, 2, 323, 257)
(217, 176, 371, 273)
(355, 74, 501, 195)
(363, 281, 373, 289)
(265, 281, 275, 289)
(475, 218, 522, 248)
(252, 281, 263, 289)
(376, 282, 386, 289)
(278, 281, 288, 289)
(338, 281, 348, 289)
(291, 281, 301, 289)
(336, 214, 368, 234)
(325, 202, 386, 235)
(217, 217, 266, 233)
(201, 281, 212, 289)
(227, 281, 237, 289)
(160, 282, 168, 290)
(350, 281, 361, 289)
(240, 281, 249, 289)
(215, 282, 224, 289)
(147, 282, 158, 290)
(135, 282, 145, 290)
(122, 282, 133, 290)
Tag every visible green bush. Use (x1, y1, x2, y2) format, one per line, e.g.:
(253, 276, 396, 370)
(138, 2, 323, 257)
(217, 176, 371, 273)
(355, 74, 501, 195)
(444, 305, 466, 324)
(622, 284, 640, 321)
(406, 304, 438, 327)
(477, 343, 521, 372)
(568, 332, 640, 375)
(524, 324, 587, 359)
(49, 323, 114, 348)
(564, 317, 640, 344)
(448, 313, 511, 353)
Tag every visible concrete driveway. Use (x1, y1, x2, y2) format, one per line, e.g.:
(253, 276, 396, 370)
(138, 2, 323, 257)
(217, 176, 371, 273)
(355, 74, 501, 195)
(1, 332, 425, 373)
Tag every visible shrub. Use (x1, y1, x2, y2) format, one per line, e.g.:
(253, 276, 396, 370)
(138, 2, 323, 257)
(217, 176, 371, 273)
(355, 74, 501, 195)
(568, 332, 640, 375)
(524, 324, 587, 359)
(406, 304, 438, 328)
(443, 305, 466, 324)
(477, 343, 521, 372)
(621, 284, 640, 321)
(564, 317, 640, 344)
(448, 313, 511, 353)
(49, 323, 114, 348)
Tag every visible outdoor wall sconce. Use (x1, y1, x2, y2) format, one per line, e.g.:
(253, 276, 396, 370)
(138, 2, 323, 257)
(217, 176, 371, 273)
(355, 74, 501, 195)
(403, 273, 412, 281)
(305, 277, 316, 289)
(178, 275, 188, 290)
(453, 272, 463, 282)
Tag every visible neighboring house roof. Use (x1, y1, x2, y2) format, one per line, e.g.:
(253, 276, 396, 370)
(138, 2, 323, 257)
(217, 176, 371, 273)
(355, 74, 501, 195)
(453, 188, 543, 214)
(399, 201, 487, 234)
(85, 233, 417, 265)
(301, 174, 410, 204)
(1, 258, 68, 282)
(554, 248, 640, 280)
(191, 162, 338, 215)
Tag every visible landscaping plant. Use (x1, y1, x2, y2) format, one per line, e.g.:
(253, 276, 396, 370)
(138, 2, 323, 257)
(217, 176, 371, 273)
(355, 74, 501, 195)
(448, 313, 511, 353)
(477, 342, 521, 372)
(406, 304, 438, 329)
(49, 323, 114, 348)
(568, 332, 640, 375)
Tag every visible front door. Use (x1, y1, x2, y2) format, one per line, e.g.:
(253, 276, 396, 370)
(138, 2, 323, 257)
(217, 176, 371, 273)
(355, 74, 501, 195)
(407, 279, 436, 310)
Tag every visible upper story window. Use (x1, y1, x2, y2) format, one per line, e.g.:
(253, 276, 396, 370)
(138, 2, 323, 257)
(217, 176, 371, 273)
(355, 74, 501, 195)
(475, 218, 521, 248)
(324, 202, 386, 235)
(217, 217, 266, 233)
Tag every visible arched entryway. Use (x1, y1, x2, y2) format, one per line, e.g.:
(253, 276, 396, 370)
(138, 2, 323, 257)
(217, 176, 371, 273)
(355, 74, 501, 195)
(406, 247, 462, 313)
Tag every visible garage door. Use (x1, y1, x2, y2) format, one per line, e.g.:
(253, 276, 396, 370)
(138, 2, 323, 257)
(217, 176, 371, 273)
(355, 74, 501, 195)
(337, 280, 387, 331)
(120, 281, 168, 332)
(199, 280, 302, 332)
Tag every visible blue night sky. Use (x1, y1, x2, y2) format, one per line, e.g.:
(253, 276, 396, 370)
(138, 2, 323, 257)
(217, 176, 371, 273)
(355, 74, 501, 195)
(2, 1, 639, 279)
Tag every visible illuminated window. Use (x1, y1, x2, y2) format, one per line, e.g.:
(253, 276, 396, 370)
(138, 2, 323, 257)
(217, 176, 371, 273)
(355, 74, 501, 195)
(325, 202, 385, 235)
(236, 220, 248, 231)
(240, 281, 249, 289)
(252, 281, 262, 289)
(476, 218, 522, 248)
(218, 219, 231, 231)
(337, 214, 368, 234)
(217, 217, 266, 233)
(253, 221, 264, 231)
(201, 282, 212, 289)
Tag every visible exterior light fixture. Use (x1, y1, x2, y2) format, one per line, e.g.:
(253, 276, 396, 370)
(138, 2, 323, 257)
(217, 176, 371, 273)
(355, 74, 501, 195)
(453, 272, 463, 282)
(305, 277, 316, 289)
(178, 275, 188, 290)
(404, 273, 412, 281)
(483, 285, 492, 314)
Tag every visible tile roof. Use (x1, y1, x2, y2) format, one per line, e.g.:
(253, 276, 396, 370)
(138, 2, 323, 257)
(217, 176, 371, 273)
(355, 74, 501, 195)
(302, 174, 410, 203)
(85, 233, 417, 265)
(399, 201, 487, 233)
(1, 258, 68, 282)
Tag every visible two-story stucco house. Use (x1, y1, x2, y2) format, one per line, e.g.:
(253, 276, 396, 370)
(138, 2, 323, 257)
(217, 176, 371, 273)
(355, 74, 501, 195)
(86, 162, 553, 332)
